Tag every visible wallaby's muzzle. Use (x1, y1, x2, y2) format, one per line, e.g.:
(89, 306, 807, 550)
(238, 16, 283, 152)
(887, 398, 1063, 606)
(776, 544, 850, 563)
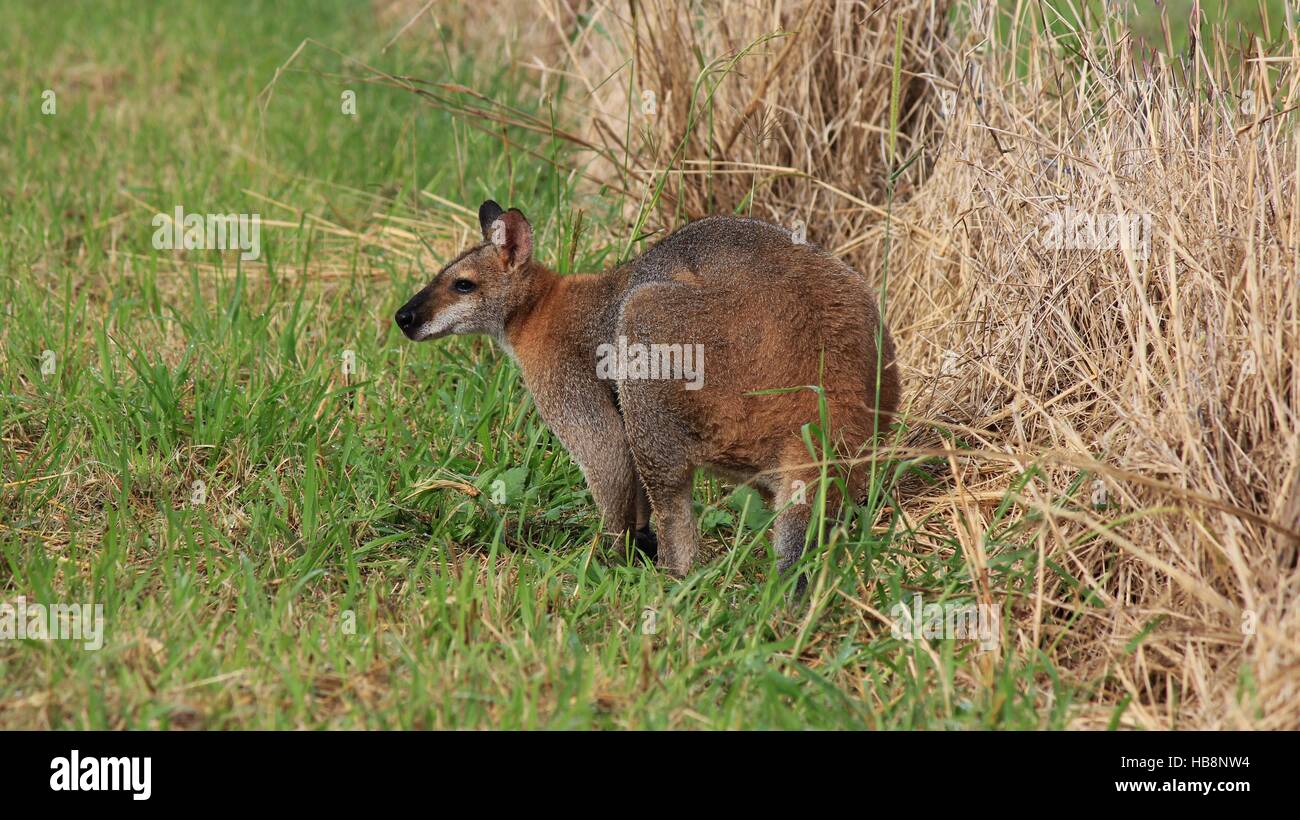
(394, 289, 431, 340)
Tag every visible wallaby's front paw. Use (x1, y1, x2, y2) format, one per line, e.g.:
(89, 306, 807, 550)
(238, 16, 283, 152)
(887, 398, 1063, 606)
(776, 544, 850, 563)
(633, 526, 658, 561)
(655, 557, 690, 578)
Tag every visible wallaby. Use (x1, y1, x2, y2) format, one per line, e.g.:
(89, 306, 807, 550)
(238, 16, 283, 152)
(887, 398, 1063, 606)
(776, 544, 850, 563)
(396, 200, 900, 589)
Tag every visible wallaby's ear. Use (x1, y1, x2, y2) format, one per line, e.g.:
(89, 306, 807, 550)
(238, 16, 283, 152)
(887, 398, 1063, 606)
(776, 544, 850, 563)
(488, 208, 533, 269)
(478, 200, 505, 241)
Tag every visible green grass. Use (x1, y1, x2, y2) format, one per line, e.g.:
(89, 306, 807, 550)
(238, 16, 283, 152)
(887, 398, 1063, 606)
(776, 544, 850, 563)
(0, 0, 1076, 728)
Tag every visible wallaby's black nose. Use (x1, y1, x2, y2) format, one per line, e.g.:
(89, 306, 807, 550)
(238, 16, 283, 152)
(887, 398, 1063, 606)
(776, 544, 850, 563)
(395, 307, 415, 331)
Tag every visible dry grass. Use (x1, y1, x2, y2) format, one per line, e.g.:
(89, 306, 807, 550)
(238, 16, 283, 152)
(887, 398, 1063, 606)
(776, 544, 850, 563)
(530, 0, 947, 225)
(433, 0, 1300, 728)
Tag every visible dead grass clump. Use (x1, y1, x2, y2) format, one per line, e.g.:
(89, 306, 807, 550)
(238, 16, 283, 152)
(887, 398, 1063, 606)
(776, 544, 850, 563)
(861, 4, 1300, 728)
(530, 0, 948, 234)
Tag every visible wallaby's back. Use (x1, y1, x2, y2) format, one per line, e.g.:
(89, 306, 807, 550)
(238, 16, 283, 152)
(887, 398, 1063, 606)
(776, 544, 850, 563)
(615, 215, 899, 492)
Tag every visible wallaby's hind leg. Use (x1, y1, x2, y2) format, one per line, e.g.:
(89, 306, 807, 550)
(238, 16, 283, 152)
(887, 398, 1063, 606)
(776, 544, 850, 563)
(772, 480, 814, 598)
(771, 439, 846, 597)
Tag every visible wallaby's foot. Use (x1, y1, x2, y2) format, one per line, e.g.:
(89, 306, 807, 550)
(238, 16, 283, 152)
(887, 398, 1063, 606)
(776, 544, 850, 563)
(656, 557, 690, 578)
(633, 526, 658, 561)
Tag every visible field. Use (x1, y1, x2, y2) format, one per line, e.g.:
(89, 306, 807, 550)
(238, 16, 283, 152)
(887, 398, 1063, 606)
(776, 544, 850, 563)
(2, 0, 1297, 729)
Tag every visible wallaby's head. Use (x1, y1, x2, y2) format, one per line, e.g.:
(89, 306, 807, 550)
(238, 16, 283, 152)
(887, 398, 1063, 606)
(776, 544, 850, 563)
(394, 200, 534, 342)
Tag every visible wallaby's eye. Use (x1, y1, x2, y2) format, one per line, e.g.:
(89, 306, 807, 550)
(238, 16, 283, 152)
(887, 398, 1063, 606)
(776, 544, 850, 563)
(453, 279, 477, 294)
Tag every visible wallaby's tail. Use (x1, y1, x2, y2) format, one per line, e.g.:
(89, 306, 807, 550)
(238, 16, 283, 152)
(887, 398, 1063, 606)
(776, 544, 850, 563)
(872, 314, 901, 425)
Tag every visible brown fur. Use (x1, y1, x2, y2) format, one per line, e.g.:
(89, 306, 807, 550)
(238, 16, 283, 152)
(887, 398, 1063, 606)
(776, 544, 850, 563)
(396, 202, 900, 585)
